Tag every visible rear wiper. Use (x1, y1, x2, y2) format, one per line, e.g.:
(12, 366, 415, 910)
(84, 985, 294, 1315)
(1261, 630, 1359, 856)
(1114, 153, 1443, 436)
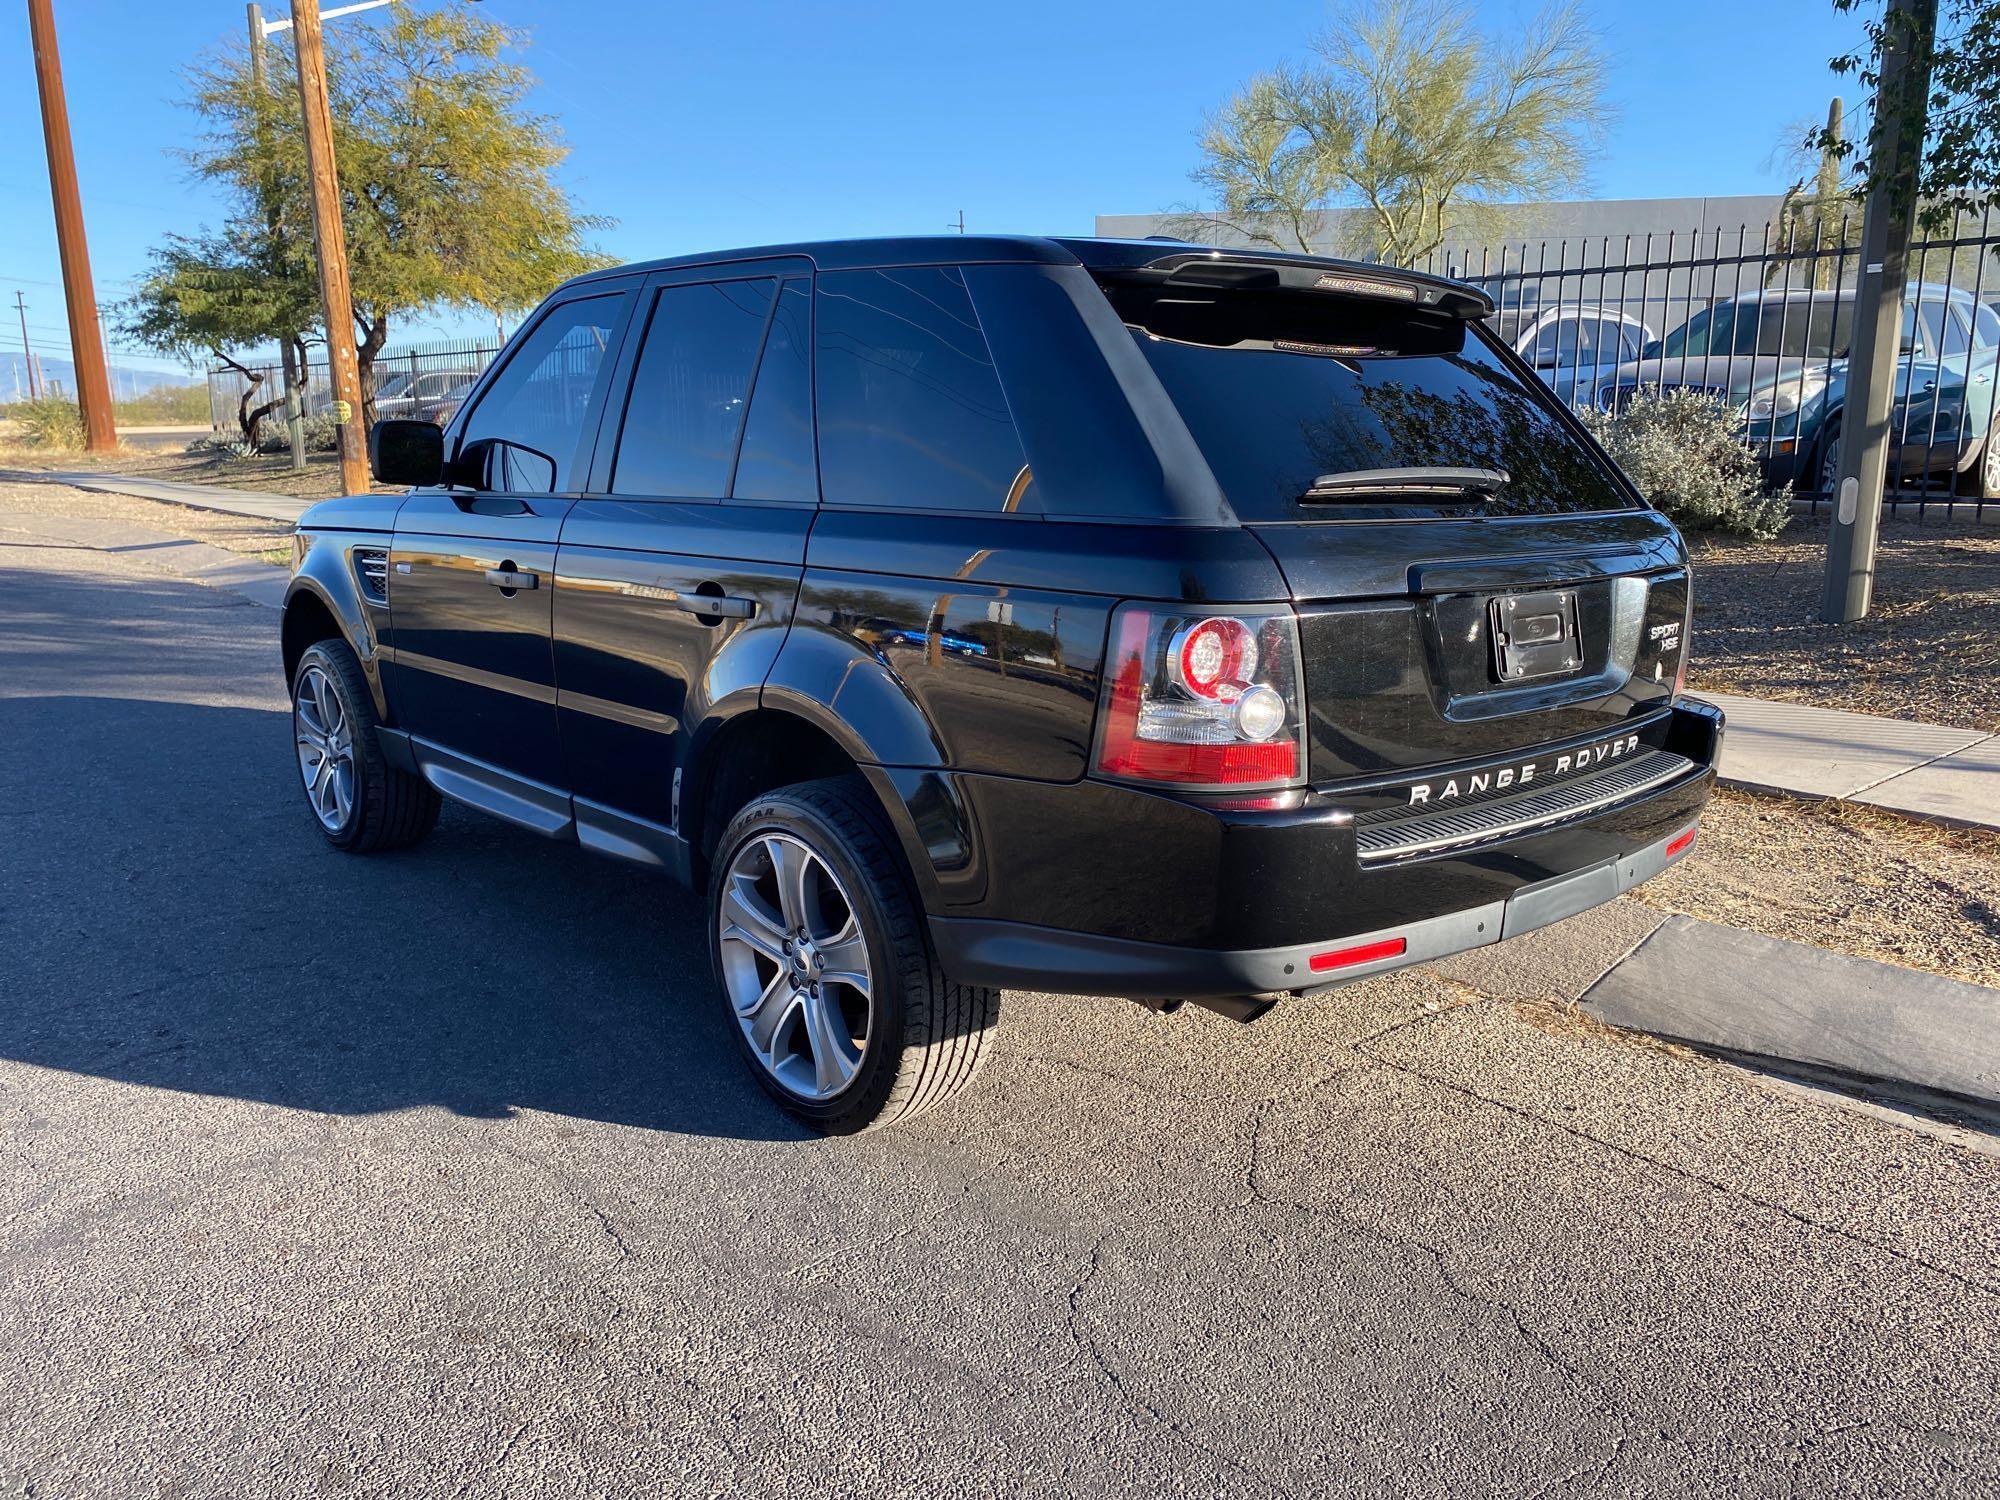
(1301, 466, 1510, 502)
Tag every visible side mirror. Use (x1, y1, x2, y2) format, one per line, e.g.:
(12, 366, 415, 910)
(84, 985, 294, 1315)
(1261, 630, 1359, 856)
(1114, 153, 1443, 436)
(368, 418, 444, 487)
(452, 436, 558, 495)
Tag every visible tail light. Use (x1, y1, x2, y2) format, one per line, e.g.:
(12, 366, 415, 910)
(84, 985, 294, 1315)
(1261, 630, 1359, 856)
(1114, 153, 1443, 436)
(1093, 603, 1306, 789)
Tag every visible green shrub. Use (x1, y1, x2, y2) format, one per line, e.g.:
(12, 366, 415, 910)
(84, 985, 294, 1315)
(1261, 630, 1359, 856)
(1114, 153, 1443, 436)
(9, 395, 85, 450)
(255, 408, 342, 456)
(1579, 389, 1791, 541)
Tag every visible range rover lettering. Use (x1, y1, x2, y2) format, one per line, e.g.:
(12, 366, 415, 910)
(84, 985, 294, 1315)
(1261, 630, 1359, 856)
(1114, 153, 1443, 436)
(282, 236, 1721, 1133)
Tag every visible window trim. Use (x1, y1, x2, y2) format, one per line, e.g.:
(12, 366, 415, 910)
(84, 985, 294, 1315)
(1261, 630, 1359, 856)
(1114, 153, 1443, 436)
(727, 275, 822, 507)
(445, 279, 640, 497)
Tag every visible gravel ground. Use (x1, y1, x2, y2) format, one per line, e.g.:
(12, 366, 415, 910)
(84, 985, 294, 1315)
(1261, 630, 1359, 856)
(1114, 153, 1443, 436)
(0, 470, 294, 561)
(1635, 787, 2000, 988)
(1687, 514, 2000, 732)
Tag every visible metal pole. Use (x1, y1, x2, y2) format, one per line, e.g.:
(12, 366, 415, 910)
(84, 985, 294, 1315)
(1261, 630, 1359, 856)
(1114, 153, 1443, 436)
(289, 0, 369, 494)
(250, 4, 309, 472)
(15, 292, 39, 400)
(26, 0, 116, 450)
(1822, 0, 1938, 623)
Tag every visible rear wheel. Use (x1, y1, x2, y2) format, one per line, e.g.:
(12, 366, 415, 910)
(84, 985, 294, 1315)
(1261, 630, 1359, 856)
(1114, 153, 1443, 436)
(291, 639, 440, 853)
(708, 777, 999, 1133)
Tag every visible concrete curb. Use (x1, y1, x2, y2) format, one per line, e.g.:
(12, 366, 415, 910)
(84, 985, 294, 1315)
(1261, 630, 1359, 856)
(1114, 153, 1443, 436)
(1578, 914, 2000, 1105)
(0, 512, 287, 611)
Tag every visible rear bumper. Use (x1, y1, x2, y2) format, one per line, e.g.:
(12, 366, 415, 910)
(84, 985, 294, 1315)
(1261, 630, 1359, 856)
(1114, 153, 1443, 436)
(930, 815, 1700, 1000)
(915, 700, 1722, 1002)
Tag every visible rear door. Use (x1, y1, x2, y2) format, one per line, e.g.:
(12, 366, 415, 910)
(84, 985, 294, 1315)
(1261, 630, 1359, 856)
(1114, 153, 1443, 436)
(387, 284, 635, 804)
(553, 262, 817, 859)
(1093, 264, 1692, 784)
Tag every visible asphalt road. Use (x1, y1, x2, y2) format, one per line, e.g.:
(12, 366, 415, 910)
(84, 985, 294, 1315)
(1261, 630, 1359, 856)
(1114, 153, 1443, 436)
(3, 498, 1998, 1499)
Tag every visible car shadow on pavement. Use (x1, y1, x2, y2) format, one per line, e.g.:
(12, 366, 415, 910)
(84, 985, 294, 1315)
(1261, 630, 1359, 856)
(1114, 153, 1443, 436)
(0, 692, 816, 1144)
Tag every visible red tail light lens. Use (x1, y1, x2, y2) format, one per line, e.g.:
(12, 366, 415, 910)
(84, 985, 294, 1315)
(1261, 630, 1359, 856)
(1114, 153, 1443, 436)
(1094, 604, 1306, 789)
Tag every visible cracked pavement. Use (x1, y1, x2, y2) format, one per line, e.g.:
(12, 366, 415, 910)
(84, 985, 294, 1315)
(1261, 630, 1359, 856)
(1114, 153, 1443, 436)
(2, 492, 1998, 1498)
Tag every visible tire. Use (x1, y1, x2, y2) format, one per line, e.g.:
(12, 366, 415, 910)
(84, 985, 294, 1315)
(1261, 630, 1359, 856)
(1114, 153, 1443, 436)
(707, 776, 999, 1133)
(290, 638, 440, 853)
(1955, 420, 2000, 501)
(1813, 416, 1843, 500)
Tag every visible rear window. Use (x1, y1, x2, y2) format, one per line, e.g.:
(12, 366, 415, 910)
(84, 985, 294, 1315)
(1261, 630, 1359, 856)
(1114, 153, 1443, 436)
(1104, 282, 1635, 520)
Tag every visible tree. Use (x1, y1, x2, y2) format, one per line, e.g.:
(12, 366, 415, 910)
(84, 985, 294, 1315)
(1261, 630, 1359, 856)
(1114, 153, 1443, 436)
(121, 225, 319, 447)
(1771, 99, 1861, 287)
(1171, 0, 1608, 266)
(1812, 0, 2000, 237)
(138, 1, 611, 430)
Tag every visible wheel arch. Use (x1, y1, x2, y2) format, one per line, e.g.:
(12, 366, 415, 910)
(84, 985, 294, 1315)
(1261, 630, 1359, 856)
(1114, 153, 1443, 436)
(682, 702, 945, 912)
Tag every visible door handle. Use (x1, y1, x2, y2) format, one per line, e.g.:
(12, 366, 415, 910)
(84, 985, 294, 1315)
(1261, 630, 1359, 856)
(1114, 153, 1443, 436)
(485, 566, 539, 591)
(667, 592, 758, 620)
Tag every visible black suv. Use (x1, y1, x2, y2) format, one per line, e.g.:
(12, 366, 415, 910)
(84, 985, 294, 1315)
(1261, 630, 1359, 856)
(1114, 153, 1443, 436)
(284, 236, 1720, 1132)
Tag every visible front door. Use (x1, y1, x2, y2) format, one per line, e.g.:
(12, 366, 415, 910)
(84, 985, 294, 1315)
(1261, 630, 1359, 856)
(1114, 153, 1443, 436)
(386, 286, 636, 811)
(554, 267, 818, 860)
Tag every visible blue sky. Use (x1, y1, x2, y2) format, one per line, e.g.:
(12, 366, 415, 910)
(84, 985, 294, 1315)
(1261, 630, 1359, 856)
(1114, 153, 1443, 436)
(0, 0, 1866, 373)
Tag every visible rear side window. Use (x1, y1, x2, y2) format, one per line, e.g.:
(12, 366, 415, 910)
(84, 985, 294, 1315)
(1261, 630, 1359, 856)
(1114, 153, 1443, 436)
(612, 279, 776, 497)
(815, 268, 1033, 512)
(1102, 279, 1636, 520)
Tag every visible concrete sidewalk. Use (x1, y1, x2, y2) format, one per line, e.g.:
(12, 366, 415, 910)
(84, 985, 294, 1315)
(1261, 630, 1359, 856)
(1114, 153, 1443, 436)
(0, 468, 310, 526)
(1699, 690, 1998, 832)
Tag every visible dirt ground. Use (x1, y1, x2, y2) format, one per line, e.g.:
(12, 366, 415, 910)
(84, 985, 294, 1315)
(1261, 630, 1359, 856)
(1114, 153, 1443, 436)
(0, 474, 294, 562)
(1686, 513, 2000, 733)
(0, 441, 386, 502)
(1635, 786, 2000, 988)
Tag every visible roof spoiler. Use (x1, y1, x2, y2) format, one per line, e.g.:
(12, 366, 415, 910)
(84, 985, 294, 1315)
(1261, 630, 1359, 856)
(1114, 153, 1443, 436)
(1109, 251, 1494, 320)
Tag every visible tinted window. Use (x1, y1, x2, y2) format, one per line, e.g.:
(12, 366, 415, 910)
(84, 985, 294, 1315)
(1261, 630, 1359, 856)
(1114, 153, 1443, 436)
(459, 295, 623, 492)
(733, 279, 816, 503)
(612, 279, 775, 497)
(815, 267, 1031, 512)
(1918, 300, 1969, 357)
(1975, 302, 2000, 348)
(1113, 286, 1635, 520)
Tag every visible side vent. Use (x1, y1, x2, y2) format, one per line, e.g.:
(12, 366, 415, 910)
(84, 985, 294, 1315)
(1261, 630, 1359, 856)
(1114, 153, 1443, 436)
(354, 547, 390, 605)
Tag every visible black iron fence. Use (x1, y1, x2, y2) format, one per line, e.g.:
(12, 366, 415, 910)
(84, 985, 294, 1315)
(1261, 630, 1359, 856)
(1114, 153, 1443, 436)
(1420, 206, 2000, 520)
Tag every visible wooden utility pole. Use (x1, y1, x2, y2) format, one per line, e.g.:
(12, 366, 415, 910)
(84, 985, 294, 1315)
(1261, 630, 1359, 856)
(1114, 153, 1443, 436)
(15, 293, 39, 400)
(289, 0, 369, 493)
(1822, 0, 1938, 623)
(26, 0, 116, 451)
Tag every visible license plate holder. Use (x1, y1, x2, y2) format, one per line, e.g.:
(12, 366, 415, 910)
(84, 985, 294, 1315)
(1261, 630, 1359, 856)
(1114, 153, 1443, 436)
(1490, 588, 1582, 682)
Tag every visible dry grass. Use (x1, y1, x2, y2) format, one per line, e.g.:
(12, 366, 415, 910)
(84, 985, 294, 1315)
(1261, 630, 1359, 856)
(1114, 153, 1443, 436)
(1686, 514, 2000, 732)
(1632, 787, 2000, 987)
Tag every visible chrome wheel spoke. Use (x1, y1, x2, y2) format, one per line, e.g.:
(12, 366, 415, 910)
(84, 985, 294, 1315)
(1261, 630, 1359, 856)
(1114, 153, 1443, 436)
(294, 664, 355, 833)
(817, 919, 872, 999)
(721, 880, 788, 966)
(717, 830, 875, 1103)
(765, 836, 814, 933)
(802, 987, 860, 1095)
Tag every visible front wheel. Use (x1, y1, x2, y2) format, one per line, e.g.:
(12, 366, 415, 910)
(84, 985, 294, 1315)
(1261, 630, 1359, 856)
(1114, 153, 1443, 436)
(1814, 417, 1843, 499)
(708, 777, 999, 1133)
(291, 639, 440, 852)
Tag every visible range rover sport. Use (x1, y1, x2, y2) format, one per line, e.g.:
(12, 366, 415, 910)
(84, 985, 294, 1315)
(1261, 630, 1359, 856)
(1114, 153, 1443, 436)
(283, 236, 1721, 1132)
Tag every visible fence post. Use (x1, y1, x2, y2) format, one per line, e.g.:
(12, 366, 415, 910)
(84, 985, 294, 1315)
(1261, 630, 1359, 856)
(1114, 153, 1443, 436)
(1822, 0, 1938, 624)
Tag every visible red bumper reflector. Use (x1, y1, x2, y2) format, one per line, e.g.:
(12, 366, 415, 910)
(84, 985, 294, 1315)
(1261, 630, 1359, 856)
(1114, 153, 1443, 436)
(1309, 936, 1407, 974)
(1665, 826, 1698, 858)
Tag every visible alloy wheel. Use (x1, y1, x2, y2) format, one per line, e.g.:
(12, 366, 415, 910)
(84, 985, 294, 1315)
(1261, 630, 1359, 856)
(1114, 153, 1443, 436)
(717, 832, 873, 1101)
(294, 663, 356, 832)
(1819, 432, 1842, 497)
